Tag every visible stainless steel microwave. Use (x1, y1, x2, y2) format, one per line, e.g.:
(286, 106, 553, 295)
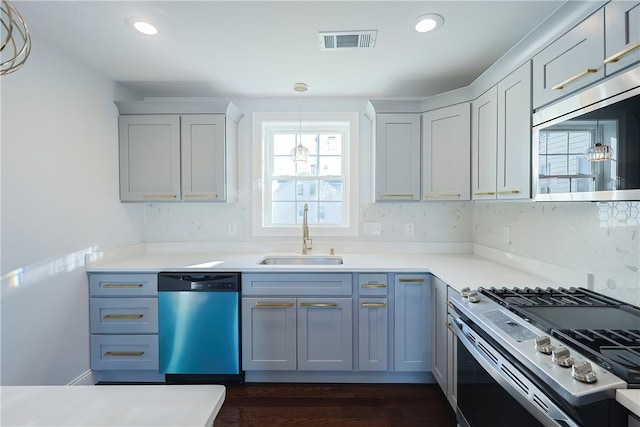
(532, 67, 639, 201)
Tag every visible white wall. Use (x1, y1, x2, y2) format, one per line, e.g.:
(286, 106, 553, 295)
(0, 38, 145, 384)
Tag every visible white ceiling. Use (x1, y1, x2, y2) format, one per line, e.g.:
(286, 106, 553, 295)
(14, 1, 565, 98)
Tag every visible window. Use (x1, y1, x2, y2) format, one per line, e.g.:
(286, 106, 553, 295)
(253, 112, 358, 236)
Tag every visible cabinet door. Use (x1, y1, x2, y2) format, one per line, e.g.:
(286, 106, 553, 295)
(471, 87, 498, 200)
(297, 298, 353, 371)
(422, 103, 471, 201)
(430, 277, 447, 392)
(394, 274, 430, 372)
(119, 115, 180, 201)
(241, 298, 296, 370)
(375, 114, 421, 201)
(358, 298, 388, 371)
(181, 115, 226, 202)
(497, 62, 531, 200)
(605, 1, 640, 76)
(532, 9, 605, 109)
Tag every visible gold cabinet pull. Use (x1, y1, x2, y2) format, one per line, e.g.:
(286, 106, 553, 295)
(361, 283, 387, 288)
(361, 302, 386, 308)
(255, 302, 294, 307)
(102, 283, 144, 289)
(497, 190, 520, 195)
(552, 68, 597, 90)
(103, 314, 144, 320)
(446, 323, 456, 334)
(399, 278, 425, 283)
(424, 193, 461, 198)
(604, 41, 640, 64)
(105, 351, 144, 357)
(380, 194, 415, 198)
(474, 191, 496, 196)
(184, 194, 218, 198)
(446, 301, 456, 310)
(300, 302, 338, 307)
(142, 194, 178, 199)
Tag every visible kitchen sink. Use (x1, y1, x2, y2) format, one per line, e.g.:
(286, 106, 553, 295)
(258, 255, 343, 265)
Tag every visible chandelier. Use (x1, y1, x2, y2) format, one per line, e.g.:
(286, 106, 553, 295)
(1, 0, 31, 75)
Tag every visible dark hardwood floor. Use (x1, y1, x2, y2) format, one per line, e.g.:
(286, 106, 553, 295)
(215, 383, 456, 426)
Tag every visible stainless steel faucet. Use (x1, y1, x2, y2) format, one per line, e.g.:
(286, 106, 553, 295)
(302, 203, 312, 255)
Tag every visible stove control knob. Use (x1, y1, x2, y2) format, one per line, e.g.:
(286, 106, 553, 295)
(534, 336, 553, 354)
(467, 291, 480, 303)
(460, 287, 471, 298)
(552, 347, 574, 367)
(572, 361, 598, 384)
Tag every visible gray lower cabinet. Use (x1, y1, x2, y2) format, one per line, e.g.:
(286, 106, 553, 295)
(431, 276, 457, 409)
(394, 274, 431, 372)
(358, 298, 388, 371)
(88, 273, 160, 374)
(241, 297, 352, 371)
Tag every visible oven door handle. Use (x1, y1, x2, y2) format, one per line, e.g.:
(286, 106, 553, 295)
(451, 318, 580, 427)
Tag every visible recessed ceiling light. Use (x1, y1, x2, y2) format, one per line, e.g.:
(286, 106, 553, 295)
(413, 14, 444, 33)
(125, 17, 158, 36)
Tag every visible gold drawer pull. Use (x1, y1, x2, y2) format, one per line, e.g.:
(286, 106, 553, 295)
(446, 301, 456, 310)
(497, 190, 520, 195)
(102, 283, 144, 289)
(103, 314, 144, 320)
(255, 302, 294, 307)
(300, 302, 338, 307)
(552, 68, 597, 90)
(474, 191, 496, 196)
(105, 351, 144, 357)
(380, 194, 415, 198)
(446, 323, 456, 334)
(142, 194, 178, 199)
(361, 283, 387, 288)
(361, 302, 386, 308)
(399, 278, 425, 283)
(604, 41, 640, 64)
(424, 193, 461, 198)
(184, 194, 218, 198)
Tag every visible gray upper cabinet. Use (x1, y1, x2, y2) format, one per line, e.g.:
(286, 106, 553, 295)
(422, 103, 471, 201)
(119, 115, 181, 201)
(496, 62, 531, 200)
(604, 1, 640, 76)
(532, 8, 605, 109)
(471, 86, 498, 200)
(375, 114, 421, 201)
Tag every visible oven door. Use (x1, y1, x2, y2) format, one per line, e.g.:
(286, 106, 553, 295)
(452, 317, 580, 427)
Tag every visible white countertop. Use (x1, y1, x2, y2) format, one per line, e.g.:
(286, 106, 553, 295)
(617, 389, 640, 418)
(86, 250, 566, 292)
(0, 385, 225, 426)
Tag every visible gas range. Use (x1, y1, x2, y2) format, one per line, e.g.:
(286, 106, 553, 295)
(449, 287, 628, 407)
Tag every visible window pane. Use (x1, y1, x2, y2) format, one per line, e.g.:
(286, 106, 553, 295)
(319, 134, 342, 155)
(272, 179, 295, 201)
(317, 157, 342, 176)
(546, 132, 567, 154)
(273, 156, 296, 176)
(272, 202, 297, 224)
(297, 180, 318, 201)
(318, 202, 342, 224)
(273, 134, 296, 155)
(302, 134, 318, 155)
(320, 179, 342, 201)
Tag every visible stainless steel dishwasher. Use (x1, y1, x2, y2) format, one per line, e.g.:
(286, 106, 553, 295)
(158, 272, 243, 383)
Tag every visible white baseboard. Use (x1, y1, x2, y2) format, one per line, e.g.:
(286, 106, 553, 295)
(68, 370, 97, 385)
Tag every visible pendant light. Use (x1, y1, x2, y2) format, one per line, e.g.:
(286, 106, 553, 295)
(290, 82, 309, 163)
(585, 115, 613, 162)
(1, 0, 31, 75)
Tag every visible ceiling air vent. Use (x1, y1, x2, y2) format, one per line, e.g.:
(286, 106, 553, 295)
(319, 30, 377, 50)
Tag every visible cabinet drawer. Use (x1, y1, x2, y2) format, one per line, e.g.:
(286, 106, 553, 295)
(532, 8, 605, 109)
(605, 1, 640, 76)
(357, 273, 388, 296)
(242, 273, 352, 296)
(89, 273, 157, 297)
(90, 335, 159, 371)
(90, 298, 158, 334)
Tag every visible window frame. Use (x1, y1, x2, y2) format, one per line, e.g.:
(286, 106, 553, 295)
(252, 111, 359, 237)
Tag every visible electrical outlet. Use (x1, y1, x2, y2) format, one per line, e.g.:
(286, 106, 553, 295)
(363, 222, 381, 236)
(404, 222, 415, 236)
(502, 226, 511, 244)
(228, 222, 237, 236)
